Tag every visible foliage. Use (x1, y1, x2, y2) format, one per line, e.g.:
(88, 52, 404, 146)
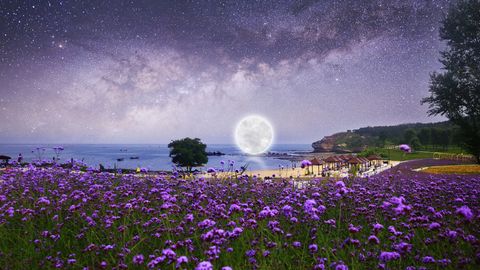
(348, 164, 359, 177)
(168, 137, 208, 171)
(356, 122, 460, 149)
(364, 148, 434, 161)
(409, 137, 422, 150)
(403, 129, 417, 145)
(0, 161, 478, 269)
(357, 148, 378, 158)
(422, 0, 480, 163)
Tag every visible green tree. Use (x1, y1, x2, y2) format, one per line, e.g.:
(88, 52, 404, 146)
(430, 128, 442, 149)
(378, 131, 387, 147)
(439, 129, 452, 150)
(422, 0, 480, 163)
(403, 129, 417, 144)
(168, 138, 208, 172)
(410, 137, 422, 150)
(418, 128, 432, 147)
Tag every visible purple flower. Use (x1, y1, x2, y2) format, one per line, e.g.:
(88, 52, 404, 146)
(368, 235, 380, 244)
(394, 242, 412, 254)
(245, 249, 256, 257)
(229, 204, 241, 212)
(304, 199, 317, 212)
(184, 213, 194, 222)
(176, 256, 188, 265)
(198, 219, 216, 229)
(446, 230, 457, 240)
(379, 251, 401, 262)
(221, 267, 233, 270)
(292, 241, 301, 248)
(335, 181, 346, 189)
(348, 224, 360, 233)
(36, 197, 51, 205)
(428, 222, 441, 230)
(162, 248, 176, 259)
(373, 223, 384, 231)
(456, 205, 474, 221)
(422, 256, 435, 263)
(282, 205, 293, 216)
(133, 254, 144, 265)
(103, 244, 114, 251)
(309, 244, 318, 253)
(196, 261, 213, 270)
(437, 258, 451, 266)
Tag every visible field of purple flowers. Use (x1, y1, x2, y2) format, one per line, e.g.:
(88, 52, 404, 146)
(0, 159, 478, 269)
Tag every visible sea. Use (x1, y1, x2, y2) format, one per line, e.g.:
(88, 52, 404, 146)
(0, 144, 313, 171)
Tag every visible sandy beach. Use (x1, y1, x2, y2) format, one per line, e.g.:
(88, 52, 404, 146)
(246, 160, 399, 179)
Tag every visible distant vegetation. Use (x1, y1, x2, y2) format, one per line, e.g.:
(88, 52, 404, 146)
(313, 121, 466, 155)
(354, 121, 463, 151)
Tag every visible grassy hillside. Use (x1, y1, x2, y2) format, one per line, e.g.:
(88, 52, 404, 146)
(353, 121, 462, 151)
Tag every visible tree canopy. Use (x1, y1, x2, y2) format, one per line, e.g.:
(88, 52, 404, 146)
(168, 138, 208, 172)
(422, 0, 480, 163)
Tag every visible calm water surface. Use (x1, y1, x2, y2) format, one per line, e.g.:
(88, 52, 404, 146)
(0, 144, 313, 171)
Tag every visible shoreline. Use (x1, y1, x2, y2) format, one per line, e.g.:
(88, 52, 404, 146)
(246, 160, 399, 179)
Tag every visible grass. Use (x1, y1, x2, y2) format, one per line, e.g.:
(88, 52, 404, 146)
(421, 165, 480, 175)
(367, 147, 472, 161)
(416, 145, 466, 154)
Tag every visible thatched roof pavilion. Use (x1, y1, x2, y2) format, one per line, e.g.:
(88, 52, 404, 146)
(310, 157, 324, 166)
(347, 157, 361, 164)
(324, 156, 338, 163)
(359, 157, 369, 163)
(366, 154, 382, 160)
(310, 157, 324, 174)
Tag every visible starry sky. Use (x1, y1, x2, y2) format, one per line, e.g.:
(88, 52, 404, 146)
(0, 0, 450, 144)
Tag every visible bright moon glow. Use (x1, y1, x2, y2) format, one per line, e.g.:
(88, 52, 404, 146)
(235, 115, 274, 155)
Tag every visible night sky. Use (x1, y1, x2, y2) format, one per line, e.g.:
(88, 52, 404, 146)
(0, 0, 451, 144)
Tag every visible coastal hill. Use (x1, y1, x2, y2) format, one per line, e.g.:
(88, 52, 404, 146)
(312, 121, 459, 153)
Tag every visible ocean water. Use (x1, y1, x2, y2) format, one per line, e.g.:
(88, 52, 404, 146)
(0, 144, 313, 171)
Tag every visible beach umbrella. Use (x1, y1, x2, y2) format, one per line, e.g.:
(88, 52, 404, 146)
(301, 159, 312, 168)
(301, 160, 312, 175)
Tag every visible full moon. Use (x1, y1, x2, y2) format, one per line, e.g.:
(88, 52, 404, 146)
(235, 115, 274, 155)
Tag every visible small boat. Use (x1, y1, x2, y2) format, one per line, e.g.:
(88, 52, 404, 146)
(130, 156, 139, 160)
(116, 158, 124, 162)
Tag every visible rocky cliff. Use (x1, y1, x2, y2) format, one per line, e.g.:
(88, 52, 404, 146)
(312, 132, 370, 153)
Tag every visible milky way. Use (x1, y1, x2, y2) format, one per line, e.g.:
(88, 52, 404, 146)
(0, 0, 451, 144)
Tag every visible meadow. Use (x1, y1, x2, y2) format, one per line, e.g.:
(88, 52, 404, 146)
(0, 159, 478, 269)
(366, 148, 472, 162)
